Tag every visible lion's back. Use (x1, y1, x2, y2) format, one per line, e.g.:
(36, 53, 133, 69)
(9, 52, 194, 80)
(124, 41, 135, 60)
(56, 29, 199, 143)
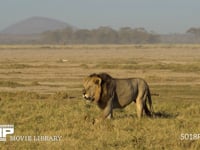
(113, 78, 149, 107)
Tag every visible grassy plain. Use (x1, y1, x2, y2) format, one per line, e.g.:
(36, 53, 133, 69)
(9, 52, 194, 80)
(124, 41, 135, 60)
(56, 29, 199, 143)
(0, 44, 200, 149)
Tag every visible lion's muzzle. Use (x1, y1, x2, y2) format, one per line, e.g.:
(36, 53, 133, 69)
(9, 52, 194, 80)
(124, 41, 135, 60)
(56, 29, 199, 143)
(82, 94, 94, 102)
(82, 89, 94, 102)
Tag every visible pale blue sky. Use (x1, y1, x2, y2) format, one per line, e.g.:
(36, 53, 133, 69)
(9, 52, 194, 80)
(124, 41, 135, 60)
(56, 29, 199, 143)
(0, 0, 200, 33)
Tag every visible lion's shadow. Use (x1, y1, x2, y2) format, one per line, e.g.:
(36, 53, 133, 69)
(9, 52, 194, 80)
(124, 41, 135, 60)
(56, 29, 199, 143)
(153, 111, 178, 119)
(115, 111, 178, 119)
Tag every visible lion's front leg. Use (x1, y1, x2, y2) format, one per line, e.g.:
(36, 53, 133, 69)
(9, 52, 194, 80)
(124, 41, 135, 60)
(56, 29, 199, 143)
(101, 99, 113, 120)
(103, 106, 113, 119)
(93, 105, 113, 124)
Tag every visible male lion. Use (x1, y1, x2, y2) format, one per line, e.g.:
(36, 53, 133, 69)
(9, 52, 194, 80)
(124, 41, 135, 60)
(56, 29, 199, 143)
(82, 73, 153, 120)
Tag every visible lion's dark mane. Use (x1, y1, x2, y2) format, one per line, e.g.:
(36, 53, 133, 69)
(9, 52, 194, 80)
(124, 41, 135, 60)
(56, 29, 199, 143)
(89, 73, 116, 109)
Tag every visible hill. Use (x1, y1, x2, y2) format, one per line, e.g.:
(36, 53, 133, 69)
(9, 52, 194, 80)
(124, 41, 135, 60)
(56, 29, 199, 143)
(0, 16, 73, 35)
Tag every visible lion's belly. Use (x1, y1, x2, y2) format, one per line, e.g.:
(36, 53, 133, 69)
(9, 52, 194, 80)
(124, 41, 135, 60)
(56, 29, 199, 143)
(114, 79, 138, 108)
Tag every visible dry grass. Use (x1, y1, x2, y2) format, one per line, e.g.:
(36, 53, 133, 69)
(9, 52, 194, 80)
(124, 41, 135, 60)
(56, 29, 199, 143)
(0, 45, 200, 149)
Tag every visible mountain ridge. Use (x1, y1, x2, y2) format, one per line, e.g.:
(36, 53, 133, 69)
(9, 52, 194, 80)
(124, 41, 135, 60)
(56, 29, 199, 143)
(0, 16, 74, 35)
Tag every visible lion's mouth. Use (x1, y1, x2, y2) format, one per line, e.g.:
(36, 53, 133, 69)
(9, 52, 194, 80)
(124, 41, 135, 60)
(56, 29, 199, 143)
(83, 94, 95, 102)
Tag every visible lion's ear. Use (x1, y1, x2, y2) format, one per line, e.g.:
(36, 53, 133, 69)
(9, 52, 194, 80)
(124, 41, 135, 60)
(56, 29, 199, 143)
(93, 77, 102, 85)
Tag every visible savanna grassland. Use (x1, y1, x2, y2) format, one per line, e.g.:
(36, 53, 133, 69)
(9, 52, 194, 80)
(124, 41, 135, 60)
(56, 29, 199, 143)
(0, 45, 200, 150)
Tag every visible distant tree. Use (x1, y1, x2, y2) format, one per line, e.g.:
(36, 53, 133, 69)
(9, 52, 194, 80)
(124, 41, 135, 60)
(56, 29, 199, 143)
(73, 29, 92, 44)
(42, 30, 62, 44)
(93, 26, 118, 44)
(118, 27, 133, 43)
(186, 28, 200, 37)
(118, 27, 159, 44)
(61, 27, 74, 44)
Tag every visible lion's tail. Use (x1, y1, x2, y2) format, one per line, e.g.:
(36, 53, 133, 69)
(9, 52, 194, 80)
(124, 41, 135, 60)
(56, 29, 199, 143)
(147, 87, 154, 116)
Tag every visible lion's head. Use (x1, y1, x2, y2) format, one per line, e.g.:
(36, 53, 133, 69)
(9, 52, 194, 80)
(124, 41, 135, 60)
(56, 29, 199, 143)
(82, 74, 102, 103)
(82, 73, 116, 108)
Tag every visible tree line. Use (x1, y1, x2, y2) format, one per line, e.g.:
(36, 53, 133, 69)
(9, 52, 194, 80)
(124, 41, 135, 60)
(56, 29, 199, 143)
(41, 26, 160, 44)
(1, 27, 200, 44)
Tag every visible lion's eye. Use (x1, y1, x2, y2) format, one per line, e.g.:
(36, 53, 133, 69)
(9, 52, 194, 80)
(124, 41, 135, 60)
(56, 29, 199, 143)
(86, 86, 94, 91)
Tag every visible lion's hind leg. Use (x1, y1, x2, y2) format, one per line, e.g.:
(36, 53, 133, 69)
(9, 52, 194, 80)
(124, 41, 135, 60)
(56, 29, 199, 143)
(136, 90, 151, 118)
(136, 97, 144, 119)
